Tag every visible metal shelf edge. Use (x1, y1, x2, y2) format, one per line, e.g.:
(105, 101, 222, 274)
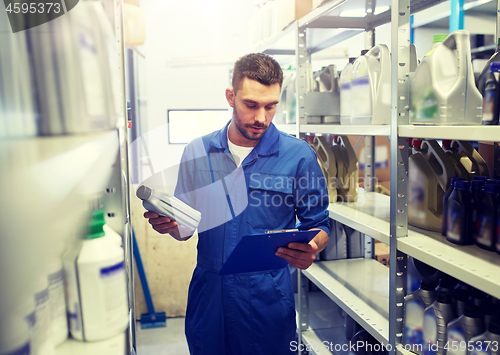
(303, 260, 390, 345)
(398, 228, 500, 296)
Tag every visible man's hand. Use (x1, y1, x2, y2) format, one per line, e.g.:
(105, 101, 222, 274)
(275, 239, 319, 270)
(143, 211, 193, 241)
(275, 229, 329, 270)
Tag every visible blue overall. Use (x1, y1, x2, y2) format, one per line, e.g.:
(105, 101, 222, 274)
(174, 121, 330, 355)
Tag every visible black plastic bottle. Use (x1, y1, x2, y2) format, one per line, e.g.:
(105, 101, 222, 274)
(446, 180, 473, 245)
(480, 297, 499, 330)
(442, 177, 466, 237)
(497, 202, 500, 256)
(482, 62, 500, 125)
(436, 274, 457, 296)
(475, 184, 500, 251)
(453, 288, 470, 317)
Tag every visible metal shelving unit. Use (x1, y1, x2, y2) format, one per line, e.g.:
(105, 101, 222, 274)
(399, 125, 500, 142)
(400, 228, 500, 295)
(55, 332, 126, 355)
(301, 124, 391, 136)
(256, 0, 500, 354)
(304, 259, 390, 345)
(328, 191, 390, 245)
(0, 0, 134, 353)
(295, 291, 349, 355)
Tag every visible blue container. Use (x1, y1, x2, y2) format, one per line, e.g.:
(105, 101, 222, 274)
(446, 180, 473, 245)
(474, 184, 500, 251)
(442, 177, 466, 237)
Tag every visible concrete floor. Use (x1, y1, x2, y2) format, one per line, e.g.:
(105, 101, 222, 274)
(136, 318, 190, 355)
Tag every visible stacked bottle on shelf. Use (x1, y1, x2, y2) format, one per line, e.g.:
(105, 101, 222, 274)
(275, 66, 297, 125)
(443, 176, 500, 255)
(410, 31, 483, 126)
(0, 1, 121, 140)
(308, 134, 359, 203)
(407, 137, 499, 253)
(408, 139, 456, 232)
(404, 273, 500, 355)
(63, 210, 128, 342)
(0, 208, 126, 355)
(302, 63, 341, 124)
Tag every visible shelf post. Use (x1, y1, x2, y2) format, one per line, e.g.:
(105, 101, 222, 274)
(390, 0, 410, 352)
(449, 0, 465, 33)
(497, 0, 500, 51)
(363, 135, 376, 259)
(296, 24, 308, 132)
(297, 269, 310, 354)
(115, 0, 136, 352)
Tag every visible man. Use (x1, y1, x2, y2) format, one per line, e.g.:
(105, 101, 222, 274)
(144, 53, 330, 354)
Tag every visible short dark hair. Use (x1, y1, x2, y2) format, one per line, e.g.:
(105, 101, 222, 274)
(232, 53, 283, 94)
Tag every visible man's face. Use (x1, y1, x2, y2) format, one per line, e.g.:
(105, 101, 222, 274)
(226, 77, 281, 147)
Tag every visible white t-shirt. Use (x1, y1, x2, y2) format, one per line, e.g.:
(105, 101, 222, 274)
(227, 130, 253, 167)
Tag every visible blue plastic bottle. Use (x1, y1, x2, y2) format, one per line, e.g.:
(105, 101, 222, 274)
(442, 177, 466, 236)
(496, 203, 500, 256)
(446, 180, 473, 245)
(475, 184, 500, 251)
(471, 180, 486, 231)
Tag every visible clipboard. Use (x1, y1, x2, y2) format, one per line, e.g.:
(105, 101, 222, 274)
(218, 229, 319, 275)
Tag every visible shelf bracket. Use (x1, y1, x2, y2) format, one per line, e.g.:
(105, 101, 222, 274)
(390, 0, 411, 352)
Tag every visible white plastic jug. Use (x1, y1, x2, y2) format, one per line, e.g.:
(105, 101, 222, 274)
(285, 72, 297, 124)
(410, 30, 483, 125)
(319, 65, 340, 124)
(340, 58, 355, 125)
(350, 44, 391, 125)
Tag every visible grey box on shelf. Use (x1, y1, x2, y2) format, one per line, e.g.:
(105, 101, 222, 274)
(320, 220, 348, 260)
(304, 92, 340, 117)
(345, 225, 364, 258)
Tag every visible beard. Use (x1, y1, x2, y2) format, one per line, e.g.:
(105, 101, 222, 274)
(232, 105, 269, 142)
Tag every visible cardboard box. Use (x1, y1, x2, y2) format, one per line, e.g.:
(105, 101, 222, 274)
(278, 0, 313, 30)
(375, 241, 389, 267)
(346, 135, 391, 192)
(312, 0, 328, 9)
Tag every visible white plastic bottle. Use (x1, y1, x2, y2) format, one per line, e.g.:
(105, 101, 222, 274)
(89, 210, 123, 247)
(0, 311, 31, 355)
(410, 30, 483, 125)
(340, 58, 355, 125)
(63, 211, 128, 341)
(33, 274, 56, 355)
(350, 44, 391, 125)
(47, 258, 68, 346)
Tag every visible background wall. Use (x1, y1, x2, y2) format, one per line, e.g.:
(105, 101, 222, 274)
(131, 0, 255, 318)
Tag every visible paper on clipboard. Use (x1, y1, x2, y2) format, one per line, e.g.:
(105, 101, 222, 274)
(218, 229, 319, 275)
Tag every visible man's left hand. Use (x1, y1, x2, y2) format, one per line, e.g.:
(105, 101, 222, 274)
(275, 239, 319, 270)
